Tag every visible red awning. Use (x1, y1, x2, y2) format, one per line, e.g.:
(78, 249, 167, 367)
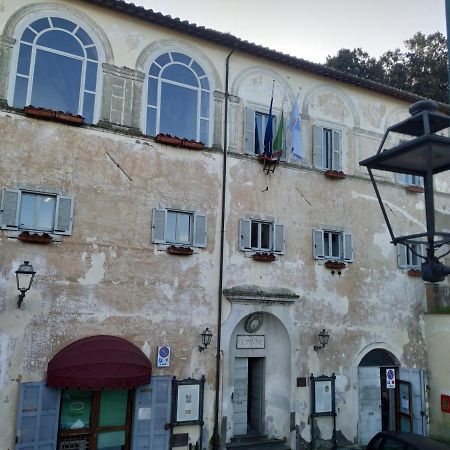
(47, 335, 152, 389)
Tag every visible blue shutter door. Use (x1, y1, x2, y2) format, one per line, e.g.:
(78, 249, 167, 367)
(312, 126, 323, 169)
(313, 229, 324, 259)
(193, 213, 207, 248)
(132, 376, 172, 450)
(16, 382, 60, 450)
(239, 219, 251, 250)
(0, 188, 20, 229)
(54, 196, 74, 235)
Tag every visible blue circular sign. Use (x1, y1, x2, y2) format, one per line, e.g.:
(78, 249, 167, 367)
(159, 346, 170, 357)
(387, 369, 394, 380)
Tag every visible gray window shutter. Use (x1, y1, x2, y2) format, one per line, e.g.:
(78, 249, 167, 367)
(152, 208, 167, 244)
(16, 381, 60, 449)
(0, 188, 20, 229)
(397, 244, 408, 268)
(54, 196, 74, 235)
(244, 107, 256, 155)
(343, 233, 353, 262)
(394, 172, 405, 184)
(132, 376, 172, 450)
(239, 219, 251, 250)
(193, 213, 207, 248)
(312, 126, 323, 169)
(332, 129, 342, 171)
(273, 223, 285, 254)
(313, 229, 324, 259)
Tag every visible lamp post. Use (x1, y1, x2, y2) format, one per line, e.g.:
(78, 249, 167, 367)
(198, 327, 213, 352)
(360, 100, 450, 283)
(314, 328, 330, 351)
(15, 261, 36, 308)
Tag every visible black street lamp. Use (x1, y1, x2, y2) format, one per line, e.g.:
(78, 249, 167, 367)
(198, 327, 213, 352)
(314, 328, 330, 351)
(15, 261, 36, 308)
(360, 100, 450, 283)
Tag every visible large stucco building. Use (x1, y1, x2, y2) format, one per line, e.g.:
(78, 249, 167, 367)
(0, 1, 448, 449)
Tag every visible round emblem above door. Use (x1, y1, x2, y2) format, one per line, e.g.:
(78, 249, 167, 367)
(244, 313, 263, 333)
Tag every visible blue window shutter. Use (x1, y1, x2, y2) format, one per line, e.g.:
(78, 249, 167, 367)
(193, 213, 207, 248)
(343, 232, 353, 262)
(244, 108, 256, 155)
(312, 126, 323, 169)
(152, 209, 167, 244)
(132, 376, 172, 450)
(1, 188, 20, 230)
(332, 129, 342, 171)
(54, 195, 74, 235)
(273, 223, 285, 254)
(313, 229, 324, 259)
(16, 381, 60, 450)
(239, 219, 251, 251)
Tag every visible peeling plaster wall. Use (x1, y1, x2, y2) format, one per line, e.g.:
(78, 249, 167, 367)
(0, 1, 447, 449)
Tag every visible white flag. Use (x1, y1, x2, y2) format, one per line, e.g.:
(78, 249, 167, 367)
(290, 101, 303, 159)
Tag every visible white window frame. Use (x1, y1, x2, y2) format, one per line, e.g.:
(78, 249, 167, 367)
(239, 218, 285, 254)
(0, 188, 73, 235)
(165, 209, 193, 246)
(313, 228, 353, 262)
(144, 51, 211, 144)
(398, 243, 426, 270)
(312, 123, 344, 171)
(9, 15, 100, 121)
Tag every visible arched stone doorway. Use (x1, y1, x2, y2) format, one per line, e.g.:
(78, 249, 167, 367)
(357, 348, 399, 444)
(228, 312, 291, 438)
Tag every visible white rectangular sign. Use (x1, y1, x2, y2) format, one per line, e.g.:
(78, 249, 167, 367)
(157, 345, 171, 367)
(236, 335, 265, 349)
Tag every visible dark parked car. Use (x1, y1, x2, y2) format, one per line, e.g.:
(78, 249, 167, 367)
(367, 431, 450, 450)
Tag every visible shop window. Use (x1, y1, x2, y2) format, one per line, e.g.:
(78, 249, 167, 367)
(58, 389, 131, 448)
(312, 125, 343, 171)
(145, 52, 210, 144)
(12, 16, 98, 123)
(0, 188, 73, 235)
(239, 218, 285, 254)
(152, 208, 207, 248)
(313, 229, 353, 262)
(397, 243, 426, 270)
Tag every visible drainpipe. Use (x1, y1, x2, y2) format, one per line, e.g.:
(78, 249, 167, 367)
(212, 47, 234, 450)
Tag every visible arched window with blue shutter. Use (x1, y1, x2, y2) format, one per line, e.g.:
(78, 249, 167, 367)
(12, 16, 99, 123)
(145, 51, 210, 144)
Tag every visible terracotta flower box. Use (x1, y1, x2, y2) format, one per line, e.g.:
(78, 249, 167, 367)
(405, 185, 425, 193)
(325, 170, 346, 179)
(324, 260, 346, 270)
(407, 268, 422, 277)
(167, 245, 193, 256)
(155, 133, 182, 146)
(252, 252, 276, 262)
(258, 154, 279, 163)
(18, 231, 52, 244)
(24, 106, 55, 120)
(181, 139, 204, 150)
(55, 111, 85, 125)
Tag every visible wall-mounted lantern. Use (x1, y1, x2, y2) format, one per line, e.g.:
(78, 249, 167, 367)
(314, 328, 330, 351)
(360, 100, 450, 283)
(198, 327, 213, 352)
(16, 261, 36, 308)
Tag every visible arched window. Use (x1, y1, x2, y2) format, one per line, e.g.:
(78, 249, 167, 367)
(12, 17, 99, 123)
(146, 52, 210, 143)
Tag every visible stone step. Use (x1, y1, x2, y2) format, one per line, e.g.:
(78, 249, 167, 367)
(226, 436, 290, 450)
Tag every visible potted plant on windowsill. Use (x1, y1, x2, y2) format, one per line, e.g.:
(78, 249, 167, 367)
(155, 133, 182, 146)
(405, 185, 425, 193)
(18, 231, 53, 244)
(181, 139, 204, 150)
(24, 106, 55, 120)
(55, 111, 85, 125)
(407, 268, 422, 277)
(252, 252, 276, 262)
(166, 245, 194, 256)
(324, 260, 346, 270)
(325, 169, 346, 179)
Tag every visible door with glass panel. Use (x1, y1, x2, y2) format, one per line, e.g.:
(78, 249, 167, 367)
(58, 389, 132, 449)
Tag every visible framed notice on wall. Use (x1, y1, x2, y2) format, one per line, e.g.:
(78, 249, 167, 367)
(310, 373, 336, 416)
(172, 376, 205, 425)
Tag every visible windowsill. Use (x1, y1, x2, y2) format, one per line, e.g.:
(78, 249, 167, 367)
(407, 268, 422, 277)
(166, 245, 194, 256)
(325, 169, 346, 179)
(3, 229, 63, 242)
(252, 252, 276, 262)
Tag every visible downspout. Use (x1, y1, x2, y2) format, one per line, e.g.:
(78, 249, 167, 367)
(212, 47, 234, 450)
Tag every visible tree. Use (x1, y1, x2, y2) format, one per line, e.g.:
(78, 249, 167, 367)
(325, 32, 448, 103)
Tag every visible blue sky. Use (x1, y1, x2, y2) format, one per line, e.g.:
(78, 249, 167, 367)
(135, 0, 446, 63)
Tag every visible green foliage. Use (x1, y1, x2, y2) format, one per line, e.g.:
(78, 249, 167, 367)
(325, 32, 448, 103)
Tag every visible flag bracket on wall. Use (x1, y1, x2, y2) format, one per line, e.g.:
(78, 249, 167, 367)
(258, 153, 281, 174)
